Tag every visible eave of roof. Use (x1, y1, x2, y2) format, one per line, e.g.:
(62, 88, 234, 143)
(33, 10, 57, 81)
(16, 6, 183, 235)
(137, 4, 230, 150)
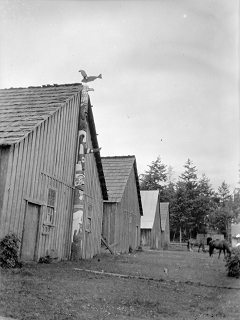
(87, 98, 108, 200)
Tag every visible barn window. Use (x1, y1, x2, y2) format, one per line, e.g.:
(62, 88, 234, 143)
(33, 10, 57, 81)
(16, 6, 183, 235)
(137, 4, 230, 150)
(46, 188, 56, 225)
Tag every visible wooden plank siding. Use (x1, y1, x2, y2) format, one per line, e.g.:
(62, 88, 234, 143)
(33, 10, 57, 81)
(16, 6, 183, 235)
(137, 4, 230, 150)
(102, 156, 142, 254)
(114, 166, 141, 253)
(0, 89, 81, 261)
(0, 146, 11, 221)
(160, 203, 170, 245)
(141, 229, 151, 246)
(81, 126, 104, 259)
(151, 199, 161, 249)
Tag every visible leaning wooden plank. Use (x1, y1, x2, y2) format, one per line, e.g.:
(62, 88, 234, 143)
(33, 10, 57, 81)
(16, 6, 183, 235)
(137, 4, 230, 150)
(73, 268, 157, 282)
(101, 235, 114, 254)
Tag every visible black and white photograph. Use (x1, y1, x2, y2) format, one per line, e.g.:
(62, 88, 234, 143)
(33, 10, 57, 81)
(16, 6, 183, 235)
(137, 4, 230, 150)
(0, 1, 239, 319)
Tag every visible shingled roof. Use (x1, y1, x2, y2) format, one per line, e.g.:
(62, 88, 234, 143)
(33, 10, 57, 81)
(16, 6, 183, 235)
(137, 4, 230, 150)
(101, 156, 143, 215)
(140, 190, 160, 229)
(0, 83, 108, 200)
(0, 83, 83, 145)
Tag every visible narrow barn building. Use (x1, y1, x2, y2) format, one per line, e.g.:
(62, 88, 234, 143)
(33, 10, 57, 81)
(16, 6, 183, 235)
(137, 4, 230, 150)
(101, 156, 143, 254)
(140, 190, 162, 249)
(231, 223, 240, 248)
(160, 203, 170, 245)
(0, 84, 108, 262)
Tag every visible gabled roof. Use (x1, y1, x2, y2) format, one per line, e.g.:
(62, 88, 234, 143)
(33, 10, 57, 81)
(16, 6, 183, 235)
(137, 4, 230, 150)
(140, 190, 159, 229)
(0, 83, 108, 200)
(102, 156, 143, 215)
(0, 83, 83, 145)
(160, 202, 169, 231)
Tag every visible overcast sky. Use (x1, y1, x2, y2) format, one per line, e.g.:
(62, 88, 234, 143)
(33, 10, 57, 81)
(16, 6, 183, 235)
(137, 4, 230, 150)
(0, 0, 239, 191)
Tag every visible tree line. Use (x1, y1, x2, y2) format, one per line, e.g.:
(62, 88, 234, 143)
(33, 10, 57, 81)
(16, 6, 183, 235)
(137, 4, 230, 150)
(139, 156, 240, 242)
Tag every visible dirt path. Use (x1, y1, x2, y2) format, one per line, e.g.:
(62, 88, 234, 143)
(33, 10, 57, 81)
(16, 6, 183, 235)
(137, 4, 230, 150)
(0, 248, 239, 320)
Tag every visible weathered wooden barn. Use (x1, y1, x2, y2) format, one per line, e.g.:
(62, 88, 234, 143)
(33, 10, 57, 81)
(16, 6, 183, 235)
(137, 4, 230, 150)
(231, 223, 240, 248)
(140, 190, 162, 249)
(160, 202, 170, 245)
(101, 156, 143, 254)
(0, 84, 108, 262)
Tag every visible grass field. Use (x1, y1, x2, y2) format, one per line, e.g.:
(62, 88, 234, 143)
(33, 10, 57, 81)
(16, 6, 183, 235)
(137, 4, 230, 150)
(0, 246, 240, 320)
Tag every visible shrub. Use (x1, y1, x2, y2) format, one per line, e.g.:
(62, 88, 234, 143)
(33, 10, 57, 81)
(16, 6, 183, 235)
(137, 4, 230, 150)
(163, 242, 169, 250)
(225, 246, 240, 278)
(0, 233, 22, 268)
(38, 256, 52, 264)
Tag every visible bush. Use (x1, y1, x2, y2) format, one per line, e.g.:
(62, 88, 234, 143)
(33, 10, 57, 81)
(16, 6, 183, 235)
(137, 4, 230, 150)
(163, 242, 169, 250)
(0, 233, 22, 268)
(225, 246, 240, 278)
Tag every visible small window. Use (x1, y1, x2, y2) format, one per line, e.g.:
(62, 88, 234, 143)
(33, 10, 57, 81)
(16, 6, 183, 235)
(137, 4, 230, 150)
(46, 188, 56, 225)
(48, 189, 56, 207)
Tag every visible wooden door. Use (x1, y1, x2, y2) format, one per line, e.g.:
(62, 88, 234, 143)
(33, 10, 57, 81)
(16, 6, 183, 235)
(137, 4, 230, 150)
(21, 203, 40, 261)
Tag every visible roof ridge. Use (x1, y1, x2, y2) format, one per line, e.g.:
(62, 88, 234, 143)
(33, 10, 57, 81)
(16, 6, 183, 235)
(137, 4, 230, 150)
(0, 83, 83, 91)
(101, 155, 136, 159)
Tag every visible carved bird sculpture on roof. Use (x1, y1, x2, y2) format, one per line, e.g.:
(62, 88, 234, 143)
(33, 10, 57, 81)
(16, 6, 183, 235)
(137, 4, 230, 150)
(78, 70, 102, 83)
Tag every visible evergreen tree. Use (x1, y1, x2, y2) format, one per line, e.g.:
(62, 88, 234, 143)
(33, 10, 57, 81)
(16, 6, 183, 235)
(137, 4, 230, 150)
(140, 156, 167, 190)
(178, 159, 199, 237)
(161, 165, 176, 203)
(208, 181, 234, 240)
(166, 165, 175, 184)
(179, 158, 198, 185)
(170, 181, 188, 241)
(195, 174, 216, 234)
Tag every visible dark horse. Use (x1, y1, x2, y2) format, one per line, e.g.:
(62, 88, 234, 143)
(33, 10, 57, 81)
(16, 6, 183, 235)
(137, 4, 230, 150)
(187, 238, 206, 253)
(207, 237, 212, 245)
(209, 239, 231, 259)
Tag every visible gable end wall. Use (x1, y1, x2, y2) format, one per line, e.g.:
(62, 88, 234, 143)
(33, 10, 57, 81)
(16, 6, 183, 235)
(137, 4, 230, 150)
(0, 93, 80, 261)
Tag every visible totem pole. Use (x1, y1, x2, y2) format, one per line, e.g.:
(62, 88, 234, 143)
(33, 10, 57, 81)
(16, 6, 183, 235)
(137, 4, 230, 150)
(71, 85, 100, 260)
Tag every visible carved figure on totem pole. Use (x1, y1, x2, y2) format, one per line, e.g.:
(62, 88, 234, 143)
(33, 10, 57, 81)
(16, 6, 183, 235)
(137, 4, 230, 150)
(79, 69, 102, 83)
